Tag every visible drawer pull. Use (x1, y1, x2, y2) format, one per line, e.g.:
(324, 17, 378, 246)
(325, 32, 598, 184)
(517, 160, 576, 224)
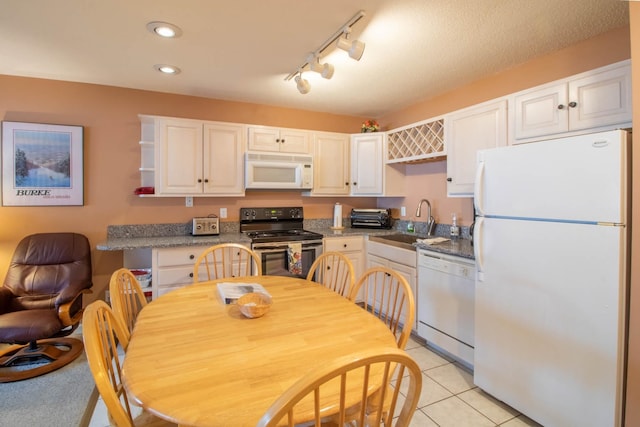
(190, 254, 195, 260)
(189, 272, 193, 278)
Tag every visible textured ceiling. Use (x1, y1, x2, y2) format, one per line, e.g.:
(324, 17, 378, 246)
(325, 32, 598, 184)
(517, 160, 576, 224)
(0, 0, 629, 117)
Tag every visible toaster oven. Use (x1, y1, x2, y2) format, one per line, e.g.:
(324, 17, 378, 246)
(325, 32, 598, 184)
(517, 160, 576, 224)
(350, 208, 392, 229)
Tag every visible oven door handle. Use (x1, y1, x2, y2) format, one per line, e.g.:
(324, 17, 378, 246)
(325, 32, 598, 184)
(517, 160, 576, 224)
(253, 241, 323, 252)
(253, 247, 289, 253)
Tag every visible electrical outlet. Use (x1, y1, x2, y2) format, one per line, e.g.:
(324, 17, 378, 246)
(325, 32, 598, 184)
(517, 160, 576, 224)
(400, 206, 406, 217)
(220, 207, 227, 218)
(185, 196, 193, 207)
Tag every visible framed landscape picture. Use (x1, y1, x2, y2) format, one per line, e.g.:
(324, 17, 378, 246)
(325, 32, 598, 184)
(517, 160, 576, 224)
(2, 121, 84, 206)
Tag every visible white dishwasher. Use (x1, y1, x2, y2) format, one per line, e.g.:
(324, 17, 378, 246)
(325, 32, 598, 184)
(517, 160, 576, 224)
(417, 248, 475, 367)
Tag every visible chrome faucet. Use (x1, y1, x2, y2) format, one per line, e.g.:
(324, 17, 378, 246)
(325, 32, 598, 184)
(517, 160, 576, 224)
(416, 199, 436, 236)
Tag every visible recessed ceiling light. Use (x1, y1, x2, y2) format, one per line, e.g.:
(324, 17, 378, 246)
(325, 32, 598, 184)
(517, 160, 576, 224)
(146, 21, 182, 38)
(154, 64, 181, 75)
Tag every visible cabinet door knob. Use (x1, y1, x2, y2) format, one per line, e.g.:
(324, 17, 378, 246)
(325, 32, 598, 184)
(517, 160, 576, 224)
(557, 104, 565, 110)
(353, 182, 357, 186)
(281, 138, 285, 143)
(197, 179, 202, 183)
(447, 177, 452, 182)
(204, 179, 209, 183)
(568, 101, 577, 108)
(343, 244, 347, 248)
(345, 182, 349, 186)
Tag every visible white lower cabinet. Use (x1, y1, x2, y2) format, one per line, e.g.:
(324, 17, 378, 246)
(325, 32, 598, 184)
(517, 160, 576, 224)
(152, 244, 254, 298)
(152, 246, 209, 299)
(366, 240, 417, 331)
(323, 236, 365, 296)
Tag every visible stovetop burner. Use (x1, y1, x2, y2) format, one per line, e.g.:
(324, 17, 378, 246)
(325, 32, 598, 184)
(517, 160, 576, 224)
(239, 206, 323, 244)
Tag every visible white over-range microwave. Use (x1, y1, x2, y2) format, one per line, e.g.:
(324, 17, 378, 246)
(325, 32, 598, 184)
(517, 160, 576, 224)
(244, 152, 313, 189)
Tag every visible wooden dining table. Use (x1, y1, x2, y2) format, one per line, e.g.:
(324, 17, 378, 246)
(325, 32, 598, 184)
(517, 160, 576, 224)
(122, 275, 399, 427)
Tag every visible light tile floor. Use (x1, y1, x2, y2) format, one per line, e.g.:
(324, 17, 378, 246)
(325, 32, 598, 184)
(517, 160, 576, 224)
(87, 336, 543, 427)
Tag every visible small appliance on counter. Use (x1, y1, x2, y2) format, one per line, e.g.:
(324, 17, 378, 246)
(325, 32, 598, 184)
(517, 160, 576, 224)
(192, 215, 219, 236)
(350, 208, 392, 229)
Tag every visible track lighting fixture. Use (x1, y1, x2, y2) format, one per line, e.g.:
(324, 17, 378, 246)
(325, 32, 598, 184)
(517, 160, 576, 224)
(336, 28, 365, 61)
(307, 54, 334, 79)
(285, 10, 366, 93)
(295, 72, 310, 94)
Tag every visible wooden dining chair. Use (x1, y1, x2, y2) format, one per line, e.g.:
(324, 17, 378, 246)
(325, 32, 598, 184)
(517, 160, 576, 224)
(256, 347, 422, 427)
(82, 301, 176, 427)
(192, 243, 262, 283)
(348, 267, 415, 350)
(109, 268, 148, 338)
(306, 251, 355, 297)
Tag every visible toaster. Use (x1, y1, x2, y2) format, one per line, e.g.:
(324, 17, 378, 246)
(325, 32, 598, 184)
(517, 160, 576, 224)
(192, 215, 219, 236)
(350, 208, 392, 229)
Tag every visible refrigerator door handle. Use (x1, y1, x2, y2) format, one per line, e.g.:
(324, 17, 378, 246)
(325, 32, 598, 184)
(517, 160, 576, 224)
(474, 160, 485, 216)
(474, 217, 484, 281)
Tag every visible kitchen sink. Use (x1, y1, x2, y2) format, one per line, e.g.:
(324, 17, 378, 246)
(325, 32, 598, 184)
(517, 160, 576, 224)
(369, 233, 425, 250)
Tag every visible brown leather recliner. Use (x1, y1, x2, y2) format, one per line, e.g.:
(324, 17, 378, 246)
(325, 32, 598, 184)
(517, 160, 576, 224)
(0, 232, 93, 382)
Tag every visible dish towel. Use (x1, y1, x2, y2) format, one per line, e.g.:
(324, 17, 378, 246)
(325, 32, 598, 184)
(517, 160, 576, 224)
(416, 237, 450, 245)
(288, 243, 302, 275)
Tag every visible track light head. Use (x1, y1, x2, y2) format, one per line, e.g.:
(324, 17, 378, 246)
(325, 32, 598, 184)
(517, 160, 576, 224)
(337, 29, 365, 61)
(295, 73, 310, 94)
(307, 54, 335, 79)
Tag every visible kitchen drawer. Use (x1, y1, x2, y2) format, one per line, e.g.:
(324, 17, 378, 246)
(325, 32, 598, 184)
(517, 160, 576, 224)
(155, 245, 209, 267)
(324, 236, 363, 252)
(154, 266, 202, 286)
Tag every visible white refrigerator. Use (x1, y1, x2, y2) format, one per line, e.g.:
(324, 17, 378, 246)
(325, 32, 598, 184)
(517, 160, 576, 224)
(473, 129, 629, 427)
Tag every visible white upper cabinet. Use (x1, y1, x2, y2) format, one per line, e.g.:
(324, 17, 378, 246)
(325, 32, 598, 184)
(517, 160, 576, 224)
(306, 132, 404, 197)
(308, 131, 350, 196)
(350, 133, 404, 197)
(157, 118, 203, 194)
(513, 60, 631, 142)
(202, 122, 246, 196)
(351, 133, 384, 195)
(445, 99, 508, 197)
(140, 115, 245, 197)
(247, 125, 311, 154)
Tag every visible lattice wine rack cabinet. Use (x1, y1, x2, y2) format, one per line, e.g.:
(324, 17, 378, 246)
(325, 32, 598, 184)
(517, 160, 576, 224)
(386, 117, 445, 163)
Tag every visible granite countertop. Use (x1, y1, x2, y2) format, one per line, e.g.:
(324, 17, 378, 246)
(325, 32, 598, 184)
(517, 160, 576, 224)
(95, 233, 252, 251)
(414, 238, 474, 259)
(97, 221, 474, 260)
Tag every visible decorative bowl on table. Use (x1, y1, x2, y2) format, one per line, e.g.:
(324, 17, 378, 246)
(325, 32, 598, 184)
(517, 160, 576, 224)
(237, 292, 272, 318)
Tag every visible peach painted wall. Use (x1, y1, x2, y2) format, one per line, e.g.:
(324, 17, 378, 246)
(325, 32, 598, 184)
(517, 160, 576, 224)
(0, 25, 632, 317)
(626, 3, 640, 426)
(0, 78, 377, 299)
(376, 26, 631, 228)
